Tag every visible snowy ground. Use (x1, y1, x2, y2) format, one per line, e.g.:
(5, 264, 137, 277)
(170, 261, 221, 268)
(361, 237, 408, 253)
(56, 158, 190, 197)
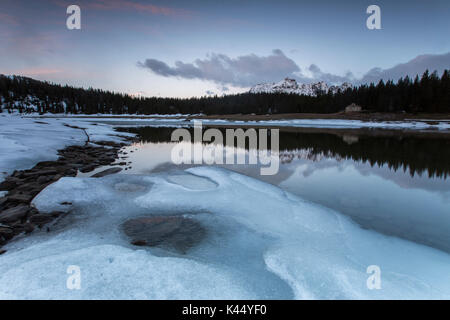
(0, 114, 134, 183)
(12, 112, 450, 130)
(58, 116, 450, 130)
(1, 114, 450, 299)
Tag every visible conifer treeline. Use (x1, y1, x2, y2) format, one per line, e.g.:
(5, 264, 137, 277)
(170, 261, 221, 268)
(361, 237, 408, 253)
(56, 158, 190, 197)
(117, 126, 450, 179)
(0, 70, 449, 114)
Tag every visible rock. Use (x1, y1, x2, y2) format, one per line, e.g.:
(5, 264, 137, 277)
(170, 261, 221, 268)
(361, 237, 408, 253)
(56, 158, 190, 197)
(49, 174, 63, 182)
(24, 223, 35, 233)
(66, 168, 77, 176)
(92, 167, 122, 178)
(16, 182, 40, 192)
(12, 170, 24, 178)
(98, 158, 116, 165)
(122, 216, 206, 254)
(22, 169, 58, 177)
(0, 205, 29, 223)
(0, 227, 14, 240)
(131, 240, 147, 246)
(12, 224, 26, 235)
(66, 163, 84, 169)
(0, 249, 6, 255)
(80, 164, 97, 173)
(0, 197, 7, 207)
(7, 193, 34, 203)
(97, 141, 120, 147)
(50, 211, 64, 217)
(29, 213, 54, 226)
(35, 161, 60, 168)
(0, 180, 17, 191)
(36, 176, 50, 184)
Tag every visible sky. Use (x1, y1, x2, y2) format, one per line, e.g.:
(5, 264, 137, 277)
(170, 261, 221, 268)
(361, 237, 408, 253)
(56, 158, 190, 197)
(0, 0, 449, 97)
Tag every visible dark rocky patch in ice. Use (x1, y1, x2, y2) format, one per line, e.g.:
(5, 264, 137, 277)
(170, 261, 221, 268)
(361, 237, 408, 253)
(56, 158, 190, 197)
(91, 167, 122, 178)
(122, 216, 206, 254)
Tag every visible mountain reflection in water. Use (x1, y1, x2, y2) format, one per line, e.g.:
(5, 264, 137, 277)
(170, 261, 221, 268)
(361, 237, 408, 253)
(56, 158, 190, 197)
(116, 126, 450, 253)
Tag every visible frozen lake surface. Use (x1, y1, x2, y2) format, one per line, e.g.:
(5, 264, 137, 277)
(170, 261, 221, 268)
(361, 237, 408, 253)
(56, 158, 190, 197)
(1, 167, 450, 299)
(1, 116, 450, 299)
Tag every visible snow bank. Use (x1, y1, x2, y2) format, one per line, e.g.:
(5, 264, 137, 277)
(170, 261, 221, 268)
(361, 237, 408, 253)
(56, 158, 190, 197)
(0, 114, 134, 182)
(0, 168, 448, 299)
(74, 116, 450, 131)
(200, 118, 450, 130)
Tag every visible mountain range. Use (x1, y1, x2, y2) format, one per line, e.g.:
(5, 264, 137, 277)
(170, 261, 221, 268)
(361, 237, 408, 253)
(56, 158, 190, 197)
(249, 78, 352, 96)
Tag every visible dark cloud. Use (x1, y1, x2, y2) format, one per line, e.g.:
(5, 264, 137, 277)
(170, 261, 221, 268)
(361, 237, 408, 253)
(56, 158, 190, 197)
(138, 59, 176, 76)
(138, 50, 450, 88)
(138, 49, 301, 87)
(307, 64, 354, 84)
(358, 52, 450, 84)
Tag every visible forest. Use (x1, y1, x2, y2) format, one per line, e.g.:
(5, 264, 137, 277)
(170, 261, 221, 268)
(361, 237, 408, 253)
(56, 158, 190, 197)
(0, 69, 449, 115)
(118, 126, 450, 179)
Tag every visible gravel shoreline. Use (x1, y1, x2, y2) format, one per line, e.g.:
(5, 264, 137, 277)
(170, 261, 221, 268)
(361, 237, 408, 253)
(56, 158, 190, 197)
(0, 138, 136, 253)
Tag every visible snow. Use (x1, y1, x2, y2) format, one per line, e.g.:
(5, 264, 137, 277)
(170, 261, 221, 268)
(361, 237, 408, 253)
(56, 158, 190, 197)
(22, 113, 202, 118)
(82, 117, 450, 131)
(249, 78, 352, 96)
(0, 114, 134, 182)
(195, 118, 450, 130)
(9, 113, 450, 131)
(0, 244, 254, 299)
(0, 167, 449, 299)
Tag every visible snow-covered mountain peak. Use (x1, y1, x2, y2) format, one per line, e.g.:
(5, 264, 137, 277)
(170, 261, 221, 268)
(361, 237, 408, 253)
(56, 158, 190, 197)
(249, 78, 352, 96)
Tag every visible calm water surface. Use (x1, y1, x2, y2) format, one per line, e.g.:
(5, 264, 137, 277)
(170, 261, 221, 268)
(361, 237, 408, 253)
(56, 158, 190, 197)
(106, 126, 450, 254)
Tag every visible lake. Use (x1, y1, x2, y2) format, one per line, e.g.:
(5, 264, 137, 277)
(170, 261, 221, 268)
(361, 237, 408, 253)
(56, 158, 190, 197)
(113, 125, 450, 254)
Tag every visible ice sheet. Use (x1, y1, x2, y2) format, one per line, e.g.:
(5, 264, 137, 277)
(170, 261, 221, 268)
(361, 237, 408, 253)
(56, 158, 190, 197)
(0, 168, 449, 299)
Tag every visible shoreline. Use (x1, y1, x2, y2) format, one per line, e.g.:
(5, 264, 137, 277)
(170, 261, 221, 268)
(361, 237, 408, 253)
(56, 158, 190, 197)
(1, 114, 450, 252)
(29, 112, 450, 122)
(0, 138, 135, 252)
(27, 113, 450, 132)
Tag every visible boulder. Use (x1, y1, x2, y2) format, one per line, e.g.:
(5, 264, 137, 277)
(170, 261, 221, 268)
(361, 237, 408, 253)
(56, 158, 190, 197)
(7, 193, 34, 203)
(0, 179, 17, 191)
(122, 216, 206, 254)
(0, 205, 29, 223)
(29, 213, 54, 226)
(80, 164, 97, 173)
(0, 227, 13, 240)
(22, 169, 58, 177)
